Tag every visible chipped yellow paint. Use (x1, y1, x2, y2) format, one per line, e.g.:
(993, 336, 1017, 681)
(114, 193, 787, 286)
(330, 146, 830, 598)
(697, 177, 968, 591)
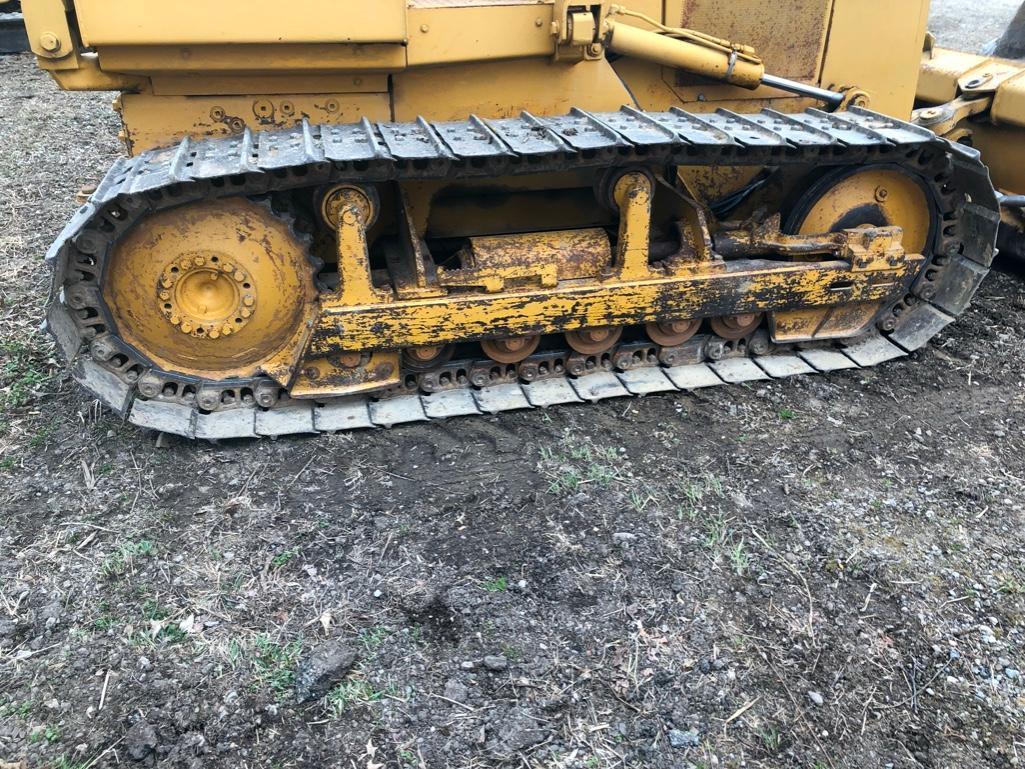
(310, 251, 921, 354)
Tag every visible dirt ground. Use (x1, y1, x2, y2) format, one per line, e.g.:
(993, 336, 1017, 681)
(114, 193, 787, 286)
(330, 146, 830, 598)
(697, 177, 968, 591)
(2, 6, 1025, 769)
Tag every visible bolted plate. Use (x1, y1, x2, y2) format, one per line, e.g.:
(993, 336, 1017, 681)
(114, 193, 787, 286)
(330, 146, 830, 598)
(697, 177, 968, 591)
(473, 383, 531, 413)
(369, 395, 428, 427)
(570, 372, 630, 402)
(754, 354, 816, 378)
(313, 397, 373, 432)
(616, 367, 676, 395)
(421, 389, 481, 419)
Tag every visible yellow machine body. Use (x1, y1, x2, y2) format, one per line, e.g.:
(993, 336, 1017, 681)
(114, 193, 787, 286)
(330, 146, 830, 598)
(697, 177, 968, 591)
(25, 0, 928, 151)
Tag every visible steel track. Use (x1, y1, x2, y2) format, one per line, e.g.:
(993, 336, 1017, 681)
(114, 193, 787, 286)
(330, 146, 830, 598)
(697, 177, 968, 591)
(42, 106, 1000, 439)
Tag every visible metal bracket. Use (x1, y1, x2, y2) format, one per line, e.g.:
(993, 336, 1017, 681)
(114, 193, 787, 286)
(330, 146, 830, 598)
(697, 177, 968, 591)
(913, 94, 992, 141)
(324, 185, 393, 306)
(609, 170, 658, 281)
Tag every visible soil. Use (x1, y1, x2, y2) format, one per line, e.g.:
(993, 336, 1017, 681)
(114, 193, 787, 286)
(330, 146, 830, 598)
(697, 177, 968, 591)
(2, 6, 1025, 769)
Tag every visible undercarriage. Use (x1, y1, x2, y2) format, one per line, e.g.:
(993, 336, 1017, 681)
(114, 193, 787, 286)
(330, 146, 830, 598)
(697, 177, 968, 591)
(47, 107, 999, 438)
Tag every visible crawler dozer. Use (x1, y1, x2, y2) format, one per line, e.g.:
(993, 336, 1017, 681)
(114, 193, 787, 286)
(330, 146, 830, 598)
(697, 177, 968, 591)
(19, 0, 1015, 438)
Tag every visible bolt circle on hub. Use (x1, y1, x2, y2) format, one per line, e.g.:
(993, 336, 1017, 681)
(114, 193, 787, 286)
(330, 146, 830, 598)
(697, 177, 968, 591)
(157, 253, 256, 339)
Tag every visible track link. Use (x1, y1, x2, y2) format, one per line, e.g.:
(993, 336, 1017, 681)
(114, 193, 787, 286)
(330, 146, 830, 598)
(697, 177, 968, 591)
(43, 106, 1000, 439)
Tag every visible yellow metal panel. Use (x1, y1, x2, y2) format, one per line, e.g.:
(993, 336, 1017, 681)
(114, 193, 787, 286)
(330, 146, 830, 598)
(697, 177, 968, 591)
(149, 74, 389, 97)
(821, 0, 930, 118)
(119, 93, 393, 154)
(917, 48, 987, 103)
(98, 44, 407, 74)
(406, 5, 554, 66)
(673, 0, 832, 81)
(968, 125, 1025, 194)
(74, 0, 407, 45)
(393, 58, 633, 120)
(22, 0, 80, 70)
(990, 74, 1025, 128)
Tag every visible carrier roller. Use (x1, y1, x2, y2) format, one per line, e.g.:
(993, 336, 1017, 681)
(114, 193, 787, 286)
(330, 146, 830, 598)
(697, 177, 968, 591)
(43, 107, 1000, 439)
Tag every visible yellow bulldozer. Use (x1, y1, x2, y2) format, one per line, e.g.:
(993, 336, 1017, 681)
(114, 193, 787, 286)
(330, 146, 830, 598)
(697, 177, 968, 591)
(18, 0, 1025, 438)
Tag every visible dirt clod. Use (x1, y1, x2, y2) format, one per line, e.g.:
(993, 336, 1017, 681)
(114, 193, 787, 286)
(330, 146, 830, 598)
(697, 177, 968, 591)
(668, 729, 700, 748)
(482, 654, 509, 671)
(124, 720, 157, 761)
(293, 641, 359, 704)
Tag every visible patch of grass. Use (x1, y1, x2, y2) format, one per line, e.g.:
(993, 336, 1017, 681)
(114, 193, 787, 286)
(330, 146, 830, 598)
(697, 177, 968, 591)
(130, 600, 187, 646)
(92, 613, 117, 631)
(482, 575, 507, 593)
(678, 473, 725, 519)
(0, 339, 52, 415)
(141, 599, 169, 622)
(501, 643, 522, 661)
(156, 624, 187, 644)
(539, 440, 623, 494)
(548, 468, 582, 494)
(703, 513, 730, 551)
(778, 407, 796, 421)
(326, 677, 388, 717)
(29, 422, 57, 448)
(29, 724, 61, 744)
(0, 698, 32, 719)
(628, 489, 653, 513)
(760, 727, 783, 753)
(700, 512, 753, 577)
(728, 538, 750, 577)
(998, 576, 1025, 595)
(226, 638, 246, 670)
(53, 757, 91, 769)
(358, 625, 391, 653)
(251, 634, 303, 699)
(271, 548, 299, 569)
(100, 539, 155, 577)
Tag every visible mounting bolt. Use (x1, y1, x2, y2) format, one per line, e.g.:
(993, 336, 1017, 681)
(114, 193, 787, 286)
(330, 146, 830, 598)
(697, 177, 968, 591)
(90, 339, 113, 360)
(874, 186, 889, 203)
(198, 392, 220, 410)
(39, 32, 61, 52)
(138, 374, 162, 398)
